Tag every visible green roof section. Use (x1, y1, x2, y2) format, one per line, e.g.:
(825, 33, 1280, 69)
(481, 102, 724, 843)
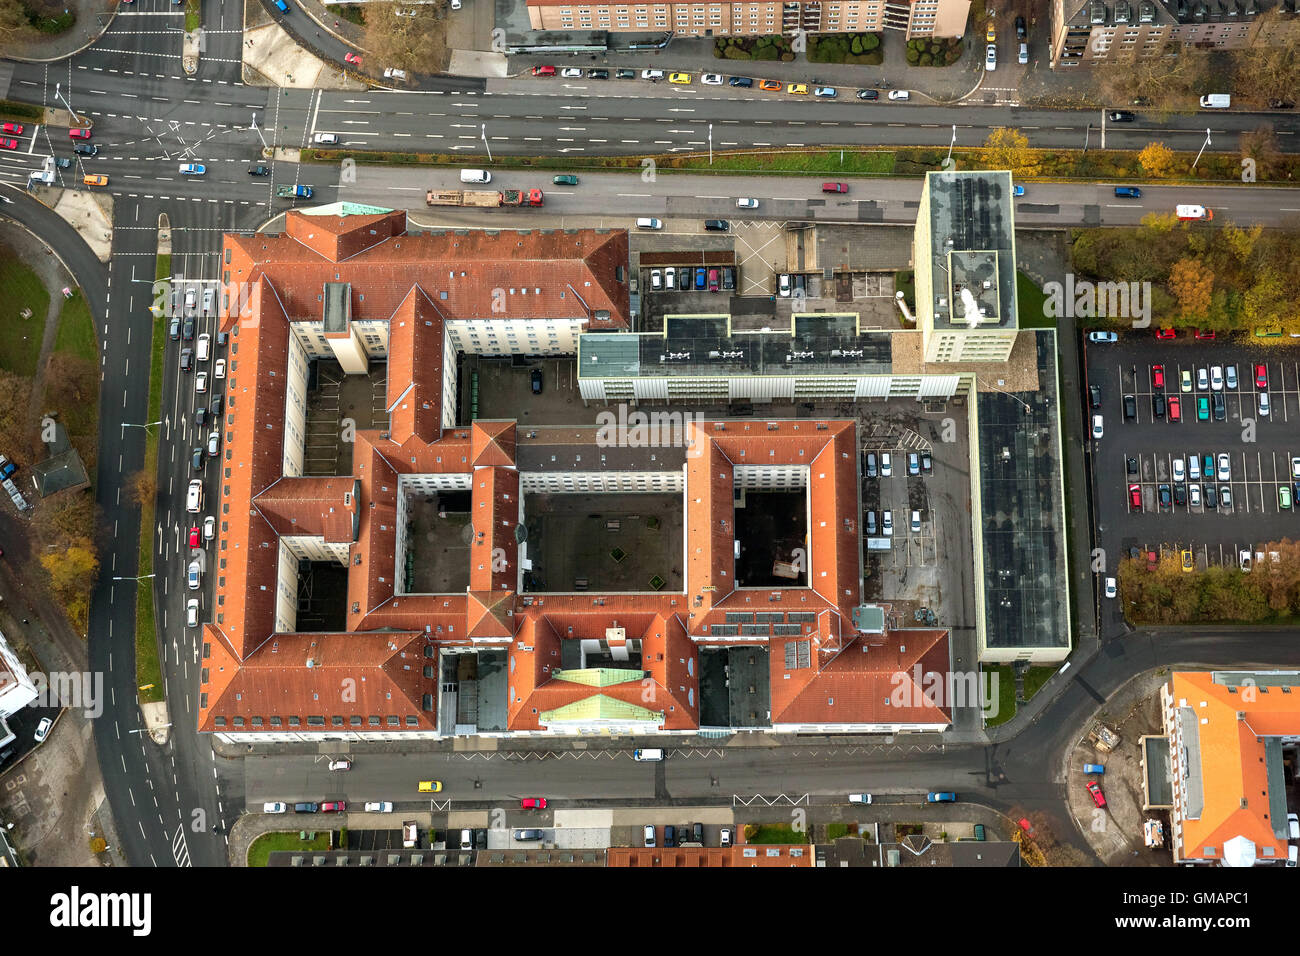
(579, 332, 643, 378)
(552, 667, 647, 687)
(540, 694, 663, 724)
(296, 201, 395, 217)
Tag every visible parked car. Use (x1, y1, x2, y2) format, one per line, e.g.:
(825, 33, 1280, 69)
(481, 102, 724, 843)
(701, 73, 723, 85)
(293, 802, 319, 813)
(787, 83, 809, 95)
(641, 69, 665, 80)
(531, 65, 556, 77)
(1172, 458, 1185, 482)
(664, 824, 676, 847)
(1280, 485, 1291, 510)
(650, 269, 662, 291)
(729, 76, 753, 87)
(1123, 394, 1136, 420)
(203, 515, 216, 541)
(34, 717, 52, 742)
(882, 510, 893, 536)
(1158, 484, 1171, 508)
(263, 802, 287, 813)
(1255, 364, 1268, 388)
(1015, 15, 1027, 38)
(1181, 549, 1193, 572)
(1168, 396, 1181, 421)
(856, 89, 880, 101)
(644, 824, 656, 847)
(1152, 364, 1165, 389)
(1086, 781, 1106, 807)
(1152, 393, 1165, 418)
(668, 72, 692, 84)
(521, 797, 548, 809)
(364, 802, 394, 813)
(1, 122, 23, 134)
(586, 69, 608, 79)
(560, 67, 583, 78)
(1225, 365, 1237, 389)
(530, 368, 543, 394)
(616, 69, 636, 79)
(887, 90, 910, 100)
(513, 828, 545, 841)
(848, 793, 873, 803)
(1087, 331, 1117, 343)
(1129, 484, 1141, 509)
(908, 452, 920, 475)
(720, 826, 733, 846)
(321, 801, 346, 812)
(821, 182, 848, 193)
(813, 86, 837, 98)
(327, 759, 352, 771)
(1108, 110, 1136, 122)
(1104, 577, 1117, 598)
(927, 791, 958, 802)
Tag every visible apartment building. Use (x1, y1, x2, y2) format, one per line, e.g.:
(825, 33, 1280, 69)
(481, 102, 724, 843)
(1049, 0, 1300, 68)
(0, 628, 38, 750)
(525, 0, 971, 39)
(1159, 670, 1300, 866)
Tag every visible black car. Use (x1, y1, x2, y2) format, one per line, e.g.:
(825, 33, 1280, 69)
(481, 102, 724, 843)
(1108, 111, 1135, 122)
(586, 68, 609, 79)
(195, 407, 207, 427)
(1158, 483, 1172, 508)
(192, 447, 204, 471)
(73, 142, 98, 156)
(856, 89, 880, 100)
(1123, 394, 1137, 420)
(474, 828, 487, 849)
(692, 822, 704, 844)
(921, 452, 932, 474)
(248, 165, 270, 176)
(615, 69, 636, 79)
(530, 368, 543, 394)
(703, 219, 729, 231)
(169, 317, 181, 341)
(1174, 483, 1187, 507)
(1268, 99, 1295, 110)
(1088, 384, 1101, 409)
(1212, 392, 1225, 421)
(513, 828, 544, 841)
(729, 76, 753, 87)
(663, 825, 676, 847)
(1152, 393, 1165, 418)
(180, 348, 193, 372)
(1204, 484, 1217, 509)
(216, 330, 227, 347)
(54, 157, 72, 169)
(721, 267, 735, 291)
(210, 395, 223, 418)
(182, 316, 195, 341)
(1126, 456, 1138, 476)
(1015, 15, 1026, 39)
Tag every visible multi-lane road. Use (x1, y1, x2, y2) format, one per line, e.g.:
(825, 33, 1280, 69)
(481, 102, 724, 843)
(4, 1, 1300, 868)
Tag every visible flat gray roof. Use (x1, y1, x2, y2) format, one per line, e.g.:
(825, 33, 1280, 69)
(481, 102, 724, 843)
(925, 171, 1017, 331)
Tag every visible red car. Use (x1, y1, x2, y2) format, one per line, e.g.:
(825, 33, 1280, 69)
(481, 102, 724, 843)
(1255, 364, 1268, 389)
(822, 182, 848, 193)
(1168, 396, 1180, 421)
(1151, 364, 1164, 389)
(1, 122, 23, 135)
(521, 797, 548, 809)
(1086, 781, 1106, 807)
(1153, 328, 1176, 340)
(1129, 484, 1142, 509)
(69, 127, 92, 139)
(189, 526, 200, 547)
(321, 801, 346, 812)
(532, 65, 556, 76)
(1017, 817, 1034, 835)
(345, 53, 361, 66)
(0, 139, 16, 151)
(1194, 329, 1216, 340)
(1147, 550, 1157, 571)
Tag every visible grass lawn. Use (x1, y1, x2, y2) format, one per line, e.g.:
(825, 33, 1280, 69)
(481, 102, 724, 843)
(1016, 271, 1053, 329)
(0, 253, 51, 376)
(983, 664, 1017, 727)
(1022, 665, 1055, 700)
(745, 824, 810, 844)
(247, 830, 331, 867)
(185, 0, 200, 32)
(826, 823, 850, 840)
(54, 292, 96, 362)
(692, 151, 896, 175)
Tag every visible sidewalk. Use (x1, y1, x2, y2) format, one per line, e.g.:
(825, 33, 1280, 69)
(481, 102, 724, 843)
(1, 0, 119, 63)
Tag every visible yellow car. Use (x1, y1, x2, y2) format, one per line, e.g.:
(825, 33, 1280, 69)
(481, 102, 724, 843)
(986, 22, 996, 42)
(788, 83, 809, 95)
(1181, 550, 1193, 573)
(83, 174, 108, 187)
(668, 72, 691, 85)
(418, 780, 442, 793)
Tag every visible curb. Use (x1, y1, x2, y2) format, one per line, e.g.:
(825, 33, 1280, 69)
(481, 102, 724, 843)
(4, 7, 122, 65)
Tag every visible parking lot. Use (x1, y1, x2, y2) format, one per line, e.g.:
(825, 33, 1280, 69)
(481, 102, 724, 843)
(1087, 337, 1300, 578)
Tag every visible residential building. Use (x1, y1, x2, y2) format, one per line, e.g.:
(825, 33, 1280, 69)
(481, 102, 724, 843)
(525, 0, 971, 39)
(0, 628, 38, 751)
(1159, 670, 1300, 865)
(1049, 0, 1300, 69)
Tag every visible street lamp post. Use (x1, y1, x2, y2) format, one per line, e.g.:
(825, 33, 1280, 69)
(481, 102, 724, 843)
(251, 112, 268, 150)
(944, 124, 957, 168)
(122, 421, 163, 432)
(708, 123, 713, 166)
(1084, 123, 1091, 153)
(481, 124, 492, 163)
(113, 574, 156, 583)
(54, 82, 82, 126)
(1192, 128, 1212, 170)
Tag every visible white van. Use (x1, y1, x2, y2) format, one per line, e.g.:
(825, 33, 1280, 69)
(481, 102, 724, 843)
(460, 169, 492, 184)
(1199, 93, 1231, 109)
(186, 479, 204, 513)
(459, 828, 473, 850)
(313, 132, 339, 145)
(196, 333, 210, 363)
(633, 748, 664, 761)
(635, 217, 662, 230)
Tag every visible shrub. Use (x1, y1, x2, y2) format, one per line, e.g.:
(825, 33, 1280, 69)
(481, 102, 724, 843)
(907, 48, 920, 64)
(920, 53, 933, 65)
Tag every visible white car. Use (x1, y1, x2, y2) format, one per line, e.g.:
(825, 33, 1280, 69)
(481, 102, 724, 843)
(187, 559, 202, 590)
(364, 801, 394, 813)
(328, 758, 352, 771)
(641, 69, 665, 80)
(1091, 414, 1103, 439)
(736, 197, 759, 209)
(450, 0, 461, 8)
(644, 824, 656, 847)
(778, 273, 791, 297)
(881, 452, 892, 477)
(179, 163, 206, 175)
(813, 86, 837, 98)
(383, 68, 407, 80)
(1104, 577, 1117, 599)
(1172, 458, 1185, 482)
(1225, 365, 1237, 389)
(985, 44, 997, 71)
(1189, 483, 1201, 508)
(186, 598, 199, 627)
(1292, 456, 1300, 480)
(1239, 548, 1252, 572)
(1210, 366, 1223, 391)
(34, 717, 52, 742)
(910, 510, 921, 532)
(1196, 367, 1208, 390)
(848, 793, 873, 803)
(186, 478, 203, 513)
(203, 515, 216, 541)
(195, 371, 208, 394)
(1087, 331, 1117, 343)
(1260, 392, 1271, 416)
(702, 73, 723, 85)
(207, 430, 220, 457)
(882, 510, 893, 536)
(1221, 454, 1234, 482)
(214, 358, 225, 379)
(263, 802, 287, 814)
(650, 269, 662, 290)
(664, 266, 676, 290)
(888, 90, 909, 100)
(312, 133, 339, 146)
(1188, 456, 1200, 481)
(560, 68, 583, 78)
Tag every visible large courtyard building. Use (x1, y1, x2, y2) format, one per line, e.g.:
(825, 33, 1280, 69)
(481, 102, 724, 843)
(198, 170, 1066, 744)
(525, 0, 971, 39)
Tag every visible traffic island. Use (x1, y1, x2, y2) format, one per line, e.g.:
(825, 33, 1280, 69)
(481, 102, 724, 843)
(241, 1, 368, 91)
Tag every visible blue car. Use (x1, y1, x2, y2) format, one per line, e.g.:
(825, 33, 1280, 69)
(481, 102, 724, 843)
(1114, 186, 1142, 198)
(1083, 764, 1105, 775)
(274, 0, 288, 10)
(926, 791, 958, 803)
(694, 267, 706, 290)
(1012, 185, 1025, 197)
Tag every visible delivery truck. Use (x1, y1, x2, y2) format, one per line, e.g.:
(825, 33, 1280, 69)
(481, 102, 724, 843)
(425, 188, 544, 208)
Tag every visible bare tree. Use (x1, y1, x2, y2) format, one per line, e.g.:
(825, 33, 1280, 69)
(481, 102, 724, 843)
(0, 0, 28, 45)
(364, 1, 451, 76)
(1230, 11, 1300, 106)
(1239, 124, 1284, 180)
(1095, 42, 1212, 114)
